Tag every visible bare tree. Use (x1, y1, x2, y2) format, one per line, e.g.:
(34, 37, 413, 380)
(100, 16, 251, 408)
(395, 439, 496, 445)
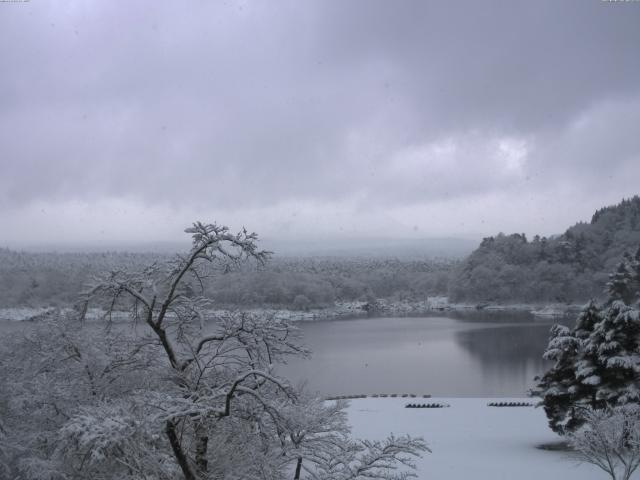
(0, 221, 428, 480)
(84, 222, 306, 480)
(0, 313, 161, 480)
(568, 406, 640, 480)
(308, 433, 429, 480)
(279, 389, 350, 479)
(279, 389, 429, 480)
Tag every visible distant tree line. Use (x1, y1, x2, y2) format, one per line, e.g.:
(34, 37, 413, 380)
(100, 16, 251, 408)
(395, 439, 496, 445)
(0, 249, 454, 310)
(0, 250, 169, 308)
(450, 196, 640, 303)
(3, 196, 640, 309)
(205, 257, 453, 309)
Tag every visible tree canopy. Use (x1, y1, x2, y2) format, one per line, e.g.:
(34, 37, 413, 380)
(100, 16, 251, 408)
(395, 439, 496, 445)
(534, 247, 640, 434)
(452, 196, 640, 303)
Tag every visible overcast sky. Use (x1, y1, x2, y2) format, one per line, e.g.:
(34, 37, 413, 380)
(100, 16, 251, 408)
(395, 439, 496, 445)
(1, 0, 639, 249)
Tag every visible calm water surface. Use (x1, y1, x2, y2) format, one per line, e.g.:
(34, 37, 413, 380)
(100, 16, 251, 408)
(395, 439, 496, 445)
(278, 313, 560, 397)
(0, 312, 562, 397)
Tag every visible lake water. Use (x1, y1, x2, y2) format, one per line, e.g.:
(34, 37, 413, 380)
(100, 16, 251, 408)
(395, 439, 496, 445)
(278, 312, 561, 397)
(0, 311, 563, 397)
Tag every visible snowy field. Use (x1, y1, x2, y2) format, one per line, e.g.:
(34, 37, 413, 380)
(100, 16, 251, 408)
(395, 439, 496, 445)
(346, 397, 608, 480)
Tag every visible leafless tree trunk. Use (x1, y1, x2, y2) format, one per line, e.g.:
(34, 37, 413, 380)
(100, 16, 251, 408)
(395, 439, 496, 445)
(166, 419, 197, 480)
(86, 222, 275, 479)
(294, 456, 303, 480)
(195, 422, 209, 475)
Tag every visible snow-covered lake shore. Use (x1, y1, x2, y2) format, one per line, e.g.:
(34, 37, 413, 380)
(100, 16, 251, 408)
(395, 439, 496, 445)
(0, 298, 583, 323)
(346, 397, 603, 480)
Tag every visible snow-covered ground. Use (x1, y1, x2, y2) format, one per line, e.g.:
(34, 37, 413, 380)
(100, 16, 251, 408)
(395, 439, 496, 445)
(346, 397, 606, 480)
(0, 306, 59, 322)
(0, 298, 581, 323)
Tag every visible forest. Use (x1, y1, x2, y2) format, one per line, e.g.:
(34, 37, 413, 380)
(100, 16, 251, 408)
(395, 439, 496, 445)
(0, 250, 455, 310)
(450, 196, 640, 303)
(3, 197, 640, 310)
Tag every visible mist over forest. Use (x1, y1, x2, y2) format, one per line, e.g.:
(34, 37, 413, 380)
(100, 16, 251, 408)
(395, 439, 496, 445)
(3, 196, 640, 312)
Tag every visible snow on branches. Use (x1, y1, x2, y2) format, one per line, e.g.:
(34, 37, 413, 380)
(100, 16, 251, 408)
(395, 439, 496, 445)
(18, 221, 426, 480)
(568, 405, 640, 480)
(535, 247, 640, 435)
(308, 433, 429, 480)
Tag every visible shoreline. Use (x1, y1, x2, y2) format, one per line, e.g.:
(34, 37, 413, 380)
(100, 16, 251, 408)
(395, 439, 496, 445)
(211, 298, 585, 322)
(0, 298, 585, 323)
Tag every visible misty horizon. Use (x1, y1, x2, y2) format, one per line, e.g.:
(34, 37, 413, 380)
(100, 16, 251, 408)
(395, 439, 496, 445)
(1, 1, 639, 247)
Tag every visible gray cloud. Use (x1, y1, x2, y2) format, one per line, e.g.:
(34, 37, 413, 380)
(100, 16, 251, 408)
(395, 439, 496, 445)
(0, 0, 639, 244)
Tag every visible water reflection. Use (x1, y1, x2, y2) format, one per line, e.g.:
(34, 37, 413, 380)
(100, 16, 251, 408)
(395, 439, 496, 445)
(1, 313, 568, 397)
(279, 315, 564, 397)
(453, 323, 554, 396)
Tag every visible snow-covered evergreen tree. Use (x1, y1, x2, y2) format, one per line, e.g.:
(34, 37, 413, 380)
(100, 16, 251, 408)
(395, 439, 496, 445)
(536, 249, 640, 435)
(584, 301, 640, 406)
(607, 261, 636, 305)
(572, 300, 606, 409)
(606, 247, 640, 306)
(533, 322, 583, 433)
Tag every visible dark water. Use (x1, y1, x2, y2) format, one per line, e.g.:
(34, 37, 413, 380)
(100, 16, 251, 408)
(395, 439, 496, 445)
(278, 312, 561, 397)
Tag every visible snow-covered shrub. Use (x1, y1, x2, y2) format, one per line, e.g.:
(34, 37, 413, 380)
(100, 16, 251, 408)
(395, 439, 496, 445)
(568, 406, 640, 480)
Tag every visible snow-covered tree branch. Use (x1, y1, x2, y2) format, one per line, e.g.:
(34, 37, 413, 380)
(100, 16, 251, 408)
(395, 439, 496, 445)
(0, 222, 428, 480)
(568, 406, 640, 480)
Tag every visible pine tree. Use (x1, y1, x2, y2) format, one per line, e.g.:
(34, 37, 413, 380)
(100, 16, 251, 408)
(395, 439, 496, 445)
(534, 302, 601, 434)
(536, 250, 640, 435)
(573, 301, 606, 410)
(533, 324, 581, 434)
(584, 301, 640, 406)
(628, 246, 640, 303)
(607, 261, 635, 305)
(606, 247, 640, 306)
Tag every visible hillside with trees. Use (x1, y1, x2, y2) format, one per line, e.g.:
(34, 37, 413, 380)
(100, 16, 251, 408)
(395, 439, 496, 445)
(450, 196, 640, 304)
